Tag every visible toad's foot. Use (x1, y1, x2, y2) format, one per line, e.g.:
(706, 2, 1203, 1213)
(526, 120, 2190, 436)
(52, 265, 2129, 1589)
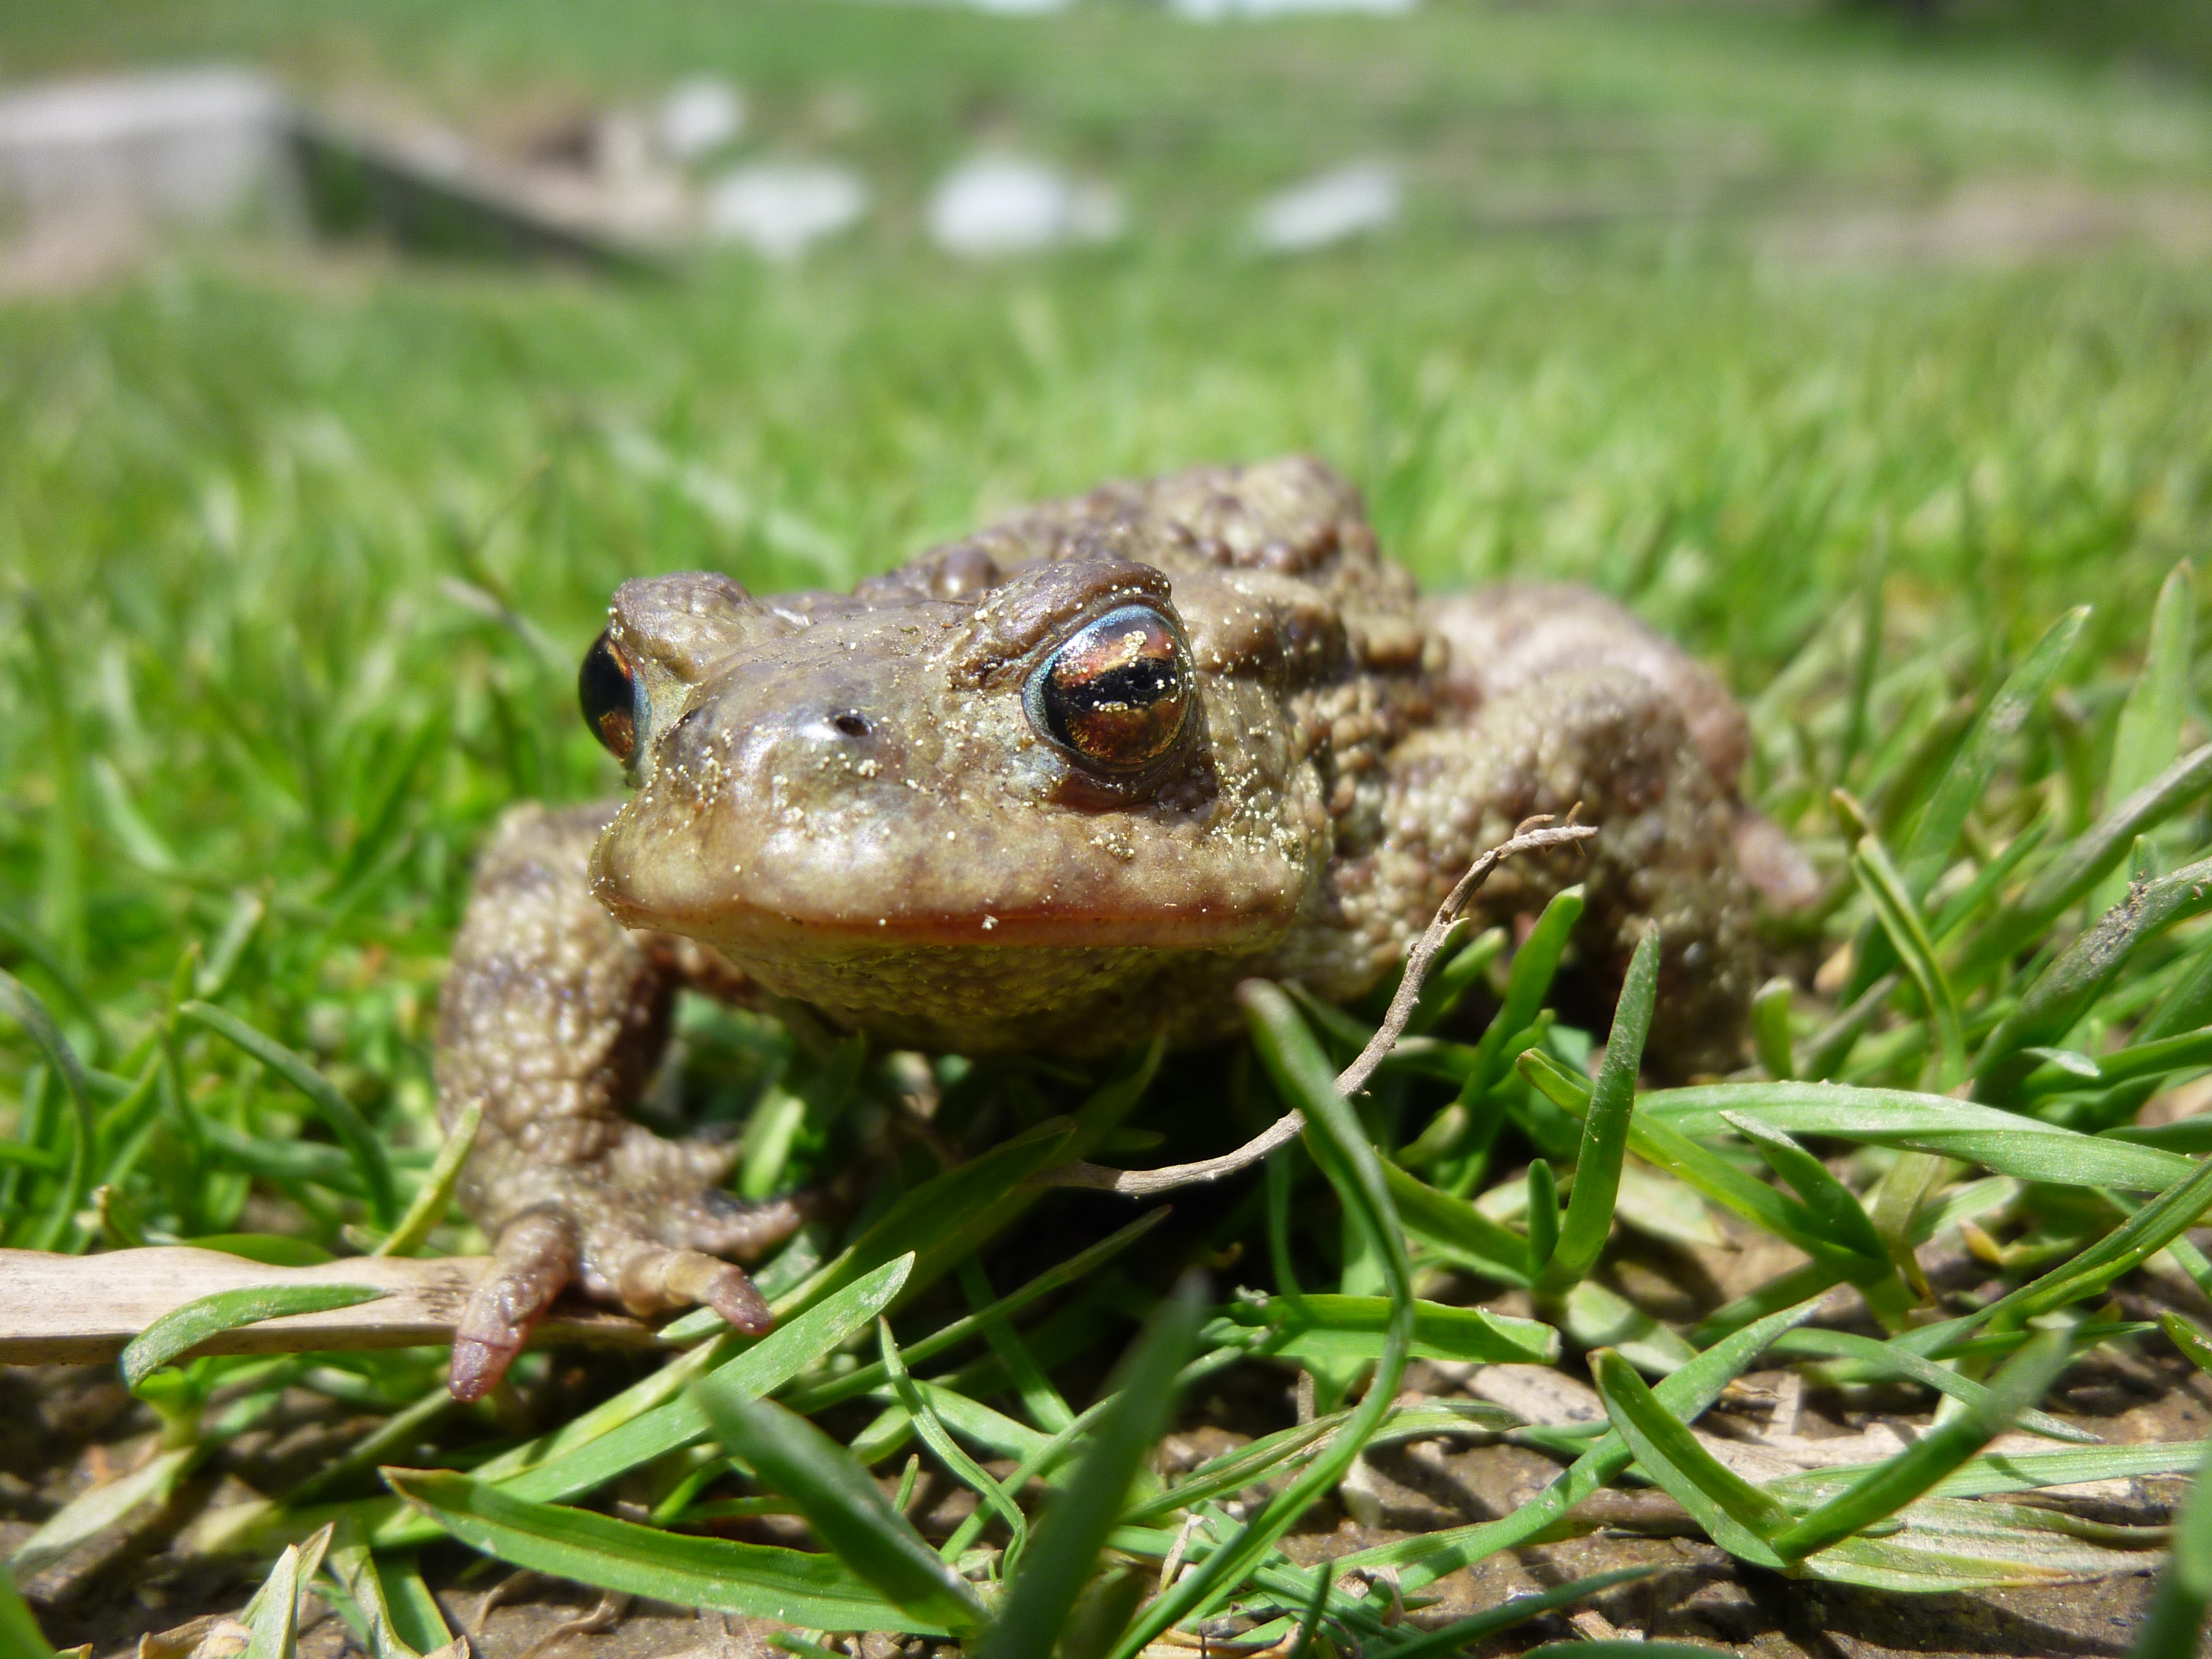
(448, 1123, 803, 1401)
(435, 801, 799, 1399)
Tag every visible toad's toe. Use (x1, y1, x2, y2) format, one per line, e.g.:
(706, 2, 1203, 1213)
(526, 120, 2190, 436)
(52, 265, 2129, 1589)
(451, 1211, 580, 1402)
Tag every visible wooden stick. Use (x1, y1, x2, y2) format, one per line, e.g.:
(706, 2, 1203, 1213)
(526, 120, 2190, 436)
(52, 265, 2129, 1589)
(0, 1246, 656, 1367)
(1039, 816, 1598, 1197)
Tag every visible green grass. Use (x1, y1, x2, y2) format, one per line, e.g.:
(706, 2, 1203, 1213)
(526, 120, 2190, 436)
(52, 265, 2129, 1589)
(9, 1, 2212, 1653)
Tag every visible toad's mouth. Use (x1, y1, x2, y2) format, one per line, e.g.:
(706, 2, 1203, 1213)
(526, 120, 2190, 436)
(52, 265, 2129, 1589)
(587, 792, 1307, 957)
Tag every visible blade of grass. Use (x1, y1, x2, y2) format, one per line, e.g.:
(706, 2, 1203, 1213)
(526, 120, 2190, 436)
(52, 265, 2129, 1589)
(1592, 1348, 1794, 1566)
(1118, 1401, 1511, 1531)
(1929, 817, 2051, 945)
(876, 1318, 1028, 1567)
(1489, 887, 1584, 1057)
(1974, 855, 2212, 1099)
(2095, 561, 2194, 919)
(1381, 1161, 1531, 1285)
(1838, 546, 1885, 781)
(8, 1443, 197, 1577)
(782, 1211, 1167, 1414)
(121, 1283, 388, 1390)
(286, 1384, 457, 1506)
(1769, 1328, 2093, 1442)
(1284, 1562, 1329, 1659)
(1767, 1439, 2208, 1503)
(1865, 1147, 1944, 1304)
(691, 1386, 988, 1635)
(1721, 1114, 1890, 1270)
(243, 1543, 301, 1659)
(0, 968, 95, 1253)
(1852, 832, 1964, 1084)
(2127, 1439, 2212, 1659)
(2136, 934, 2212, 1048)
(20, 599, 86, 980)
(1863, 684, 1969, 838)
(1752, 977, 1795, 1081)
(2022, 1025, 2212, 1097)
(936, 1353, 1218, 1566)
(759, 1118, 1080, 1323)
(792, 1046, 1156, 1317)
(371, 1102, 478, 1258)
(335, 717, 444, 888)
(1930, 1153, 2212, 1339)
(359, 1255, 917, 1551)
(1802, 971, 1903, 1082)
(0, 1568, 54, 1659)
(1643, 1082, 2194, 1191)
(1107, 982, 1416, 1655)
(1210, 1293, 1556, 1369)
(1525, 1157, 1559, 1277)
(1903, 606, 2089, 894)
(973, 1275, 1206, 1659)
(1333, 1295, 1825, 1591)
(1849, 608, 2089, 1001)
(1522, 1055, 1893, 1284)
(1539, 928, 1658, 1293)
(1379, 1566, 1660, 1659)
(491, 1253, 914, 1508)
(957, 1258, 1073, 1433)
(180, 1000, 398, 1226)
(1399, 1018, 1548, 1171)
(2162, 1313, 2212, 1379)
(1770, 1330, 2073, 1560)
(1774, 1494, 2163, 1589)
(196, 891, 266, 1001)
(1971, 747, 2212, 979)
(384, 1468, 938, 1632)
(1726, 1112, 1918, 1328)
(885, 1378, 1053, 1465)
(1563, 1277, 1699, 1374)
(1426, 887, 1583, 1173)
(324, 1515, 427, 1659)
(377, 1553, 453, 1656)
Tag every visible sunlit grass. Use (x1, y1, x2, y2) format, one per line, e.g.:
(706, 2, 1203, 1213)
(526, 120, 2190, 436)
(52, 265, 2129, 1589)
(8, 0, 2212, 1652)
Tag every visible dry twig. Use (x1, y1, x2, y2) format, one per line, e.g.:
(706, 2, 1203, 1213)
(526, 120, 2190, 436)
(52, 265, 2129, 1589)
(0, 1245, 655, 1365)
(1039, 815, 1597, 1197)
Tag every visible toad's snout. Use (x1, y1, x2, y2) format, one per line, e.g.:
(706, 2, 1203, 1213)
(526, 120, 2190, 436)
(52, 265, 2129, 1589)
(651, 659, 907, 805)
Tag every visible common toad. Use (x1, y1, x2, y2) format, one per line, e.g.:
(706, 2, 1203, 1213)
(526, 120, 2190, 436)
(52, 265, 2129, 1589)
(434, 457, 1802, 1397)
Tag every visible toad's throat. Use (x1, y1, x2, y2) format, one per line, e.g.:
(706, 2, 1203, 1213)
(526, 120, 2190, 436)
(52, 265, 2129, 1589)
(591, 840, 1293, 1053)
(698, 932, 1269, 1055)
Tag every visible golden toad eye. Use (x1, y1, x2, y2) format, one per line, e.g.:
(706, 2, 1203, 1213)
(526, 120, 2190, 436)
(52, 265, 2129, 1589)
(578, 630, 639, 763)
(1026, 604, 1194, 774)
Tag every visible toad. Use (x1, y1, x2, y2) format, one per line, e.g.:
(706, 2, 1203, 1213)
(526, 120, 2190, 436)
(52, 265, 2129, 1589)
(435, 456, 1805, 1398)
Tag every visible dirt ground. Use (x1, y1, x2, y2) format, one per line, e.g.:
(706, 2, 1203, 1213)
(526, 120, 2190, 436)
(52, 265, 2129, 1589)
(8, 1295, 2211, 1659)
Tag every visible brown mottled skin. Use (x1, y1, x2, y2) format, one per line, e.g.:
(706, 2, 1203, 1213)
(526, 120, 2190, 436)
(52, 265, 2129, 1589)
(435, 457, 1804, 1397)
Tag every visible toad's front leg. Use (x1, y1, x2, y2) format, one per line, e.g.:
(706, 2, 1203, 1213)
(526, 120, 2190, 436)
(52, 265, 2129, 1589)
(434, 803, 802, 1401)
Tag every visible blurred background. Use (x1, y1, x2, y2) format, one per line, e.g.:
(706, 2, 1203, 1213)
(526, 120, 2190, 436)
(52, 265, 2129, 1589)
(2, 0, 2210, 1263)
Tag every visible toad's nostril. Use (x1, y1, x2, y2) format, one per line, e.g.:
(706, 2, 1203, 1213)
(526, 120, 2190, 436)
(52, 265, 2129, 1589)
(832, 712, 870, 738)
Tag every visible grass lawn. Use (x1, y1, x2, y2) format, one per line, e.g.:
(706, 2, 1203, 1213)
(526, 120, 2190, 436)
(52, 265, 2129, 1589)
(8, 2, 2212, 1655)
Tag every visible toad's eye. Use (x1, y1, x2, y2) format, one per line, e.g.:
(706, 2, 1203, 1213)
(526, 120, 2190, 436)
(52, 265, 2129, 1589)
(580, 630, 639, 763)
(1026, 603, 1194, 774)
